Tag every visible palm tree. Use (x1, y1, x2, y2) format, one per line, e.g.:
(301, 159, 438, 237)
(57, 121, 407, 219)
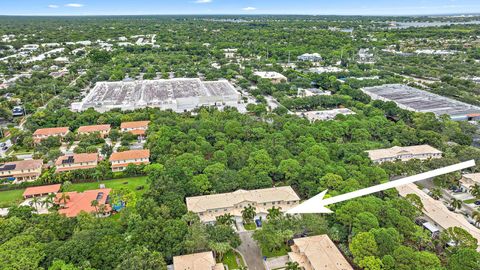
(216, 213, 235, 226)
(286, 261, 300, 270)
(42, 193, 56, 209)
(90, 199, 99, 214)
(470, 184, 480, 199)
(58, 192, 70, 207)
(430, 188, 442, 200)
(93, 169, 103, 183)
(30, 196, 41, 212)
(241, 205, 256, 224)
(267, 206, 282, 220)
(209, 242, 231, 261)
(98, 204, 107, 216)
(472, 211, 480, 226)
(450, 198, 463, 211)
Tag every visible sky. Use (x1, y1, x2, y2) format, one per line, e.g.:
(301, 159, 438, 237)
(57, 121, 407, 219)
(1, 0, 480, 16)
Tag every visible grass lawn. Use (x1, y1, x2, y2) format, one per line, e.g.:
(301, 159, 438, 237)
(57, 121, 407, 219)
(69, 176, 148, 195)
(0, 189, 25, 208)
(222, 250, 245, 270)
(464, 198, 477, 204)
(261, 246, 289, 258)
(244, 222, 256, 231)
(0, 176, 148, 208)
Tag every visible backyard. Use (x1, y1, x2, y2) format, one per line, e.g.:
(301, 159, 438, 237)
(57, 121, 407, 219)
(0, 176, 148, 208)
(222, 250, 245, 270)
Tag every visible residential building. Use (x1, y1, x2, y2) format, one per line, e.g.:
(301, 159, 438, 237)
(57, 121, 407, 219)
(254, 71, 287, 84)
(109, 149, 150, 172)
(77, 124, 111, 138)
(33, 127, 69, 144)
(0, 159, 43, 184)
(459, 173, 480, 193)
(298, 53, 323, 62)
(186, 186, 301, 224)
(55, 153, 99, 173)
(23, 184, 61, 199)
(56, 188, 112, 217)
(288, 235, 353, 270)
(397, 183, 480, 251)
(120, 121, 150, 137)
(173, 251, 224, 270)
(366, 145, 442, 163)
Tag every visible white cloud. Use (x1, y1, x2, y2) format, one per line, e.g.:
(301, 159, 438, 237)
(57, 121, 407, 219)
(48, 4, 59, 8)
(243, 7, 257, 11)
(65, 3, 84, 8)
(194, 0, 212, 3)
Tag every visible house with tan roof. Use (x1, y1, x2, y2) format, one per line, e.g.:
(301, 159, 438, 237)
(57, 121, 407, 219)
(288, 235, 353, 270)
(33, 127, 69, 144)
(109, 149, 150, 172)
(366, 144, 442, 164)
(120, 121, 150, 138)
(56, 188, 111, 218)
(23, 184, 61, 199)
(77, 124, 111, 138)
(459, 173, 480, 193)
(55, 153, 99, 173)
(173, 251, 224, 270)
(0, 159, 43, 184)
(186, 186, 301, 224)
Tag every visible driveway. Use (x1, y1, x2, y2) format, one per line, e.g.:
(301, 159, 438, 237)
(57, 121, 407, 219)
(237, 231, 264, 270)
(265, 256, 289, 270)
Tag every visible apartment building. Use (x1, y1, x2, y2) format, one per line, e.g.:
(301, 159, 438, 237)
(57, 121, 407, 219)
(459, 173, 480, 193)
(366, 145, 442, 163)
(77, 124, 111, 138)
(109, 149, 150, 172)
(0, 159, 43, 183)
(120, 121, 150, 137)
(55, 153, 99, 173)
(173, 251, 224, 270)
(288, 235, 353, 270)
(33, 127, 69, 144)
(186, 186, 301, 224)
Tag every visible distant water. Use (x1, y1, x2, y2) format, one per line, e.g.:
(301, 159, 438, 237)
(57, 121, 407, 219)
(391, 20, 480, 29)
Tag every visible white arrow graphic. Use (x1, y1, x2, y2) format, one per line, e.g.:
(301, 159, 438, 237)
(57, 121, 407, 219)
(287, 160, 476, 214)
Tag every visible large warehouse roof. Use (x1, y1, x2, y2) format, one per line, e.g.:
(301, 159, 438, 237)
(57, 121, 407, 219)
(361, 84, 480, 119)
(74, 78, 241, 112)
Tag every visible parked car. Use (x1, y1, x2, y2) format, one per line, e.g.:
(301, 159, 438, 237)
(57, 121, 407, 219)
(474, 201, 480, 206)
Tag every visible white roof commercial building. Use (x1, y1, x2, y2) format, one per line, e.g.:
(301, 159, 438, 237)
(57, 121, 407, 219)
(186, 186, 300, 223)
(254, 71, 287, 84)
(72, 78, 241, 113)
(295, 108, 355, 122)
(361, 84, 480, 121)
(298, 53, 323, 62)
(366, 145, 442, 163)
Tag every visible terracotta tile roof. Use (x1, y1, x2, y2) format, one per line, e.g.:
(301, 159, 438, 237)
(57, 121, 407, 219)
(23, 184, 61, 198)
(33, 127, 69, 136)
(120, 121, 150, 129)
(78, 124, 111, 133)
(0, 159, 43, 171)
(289, 235, 353, 270)
(129, 129, 146, 135)
(173, 251, 224, 270)
(55, 153, 99, 166)
(56, 188, 111, 217)
(110, 149, 150, 162)
(186, 186, 300, 213)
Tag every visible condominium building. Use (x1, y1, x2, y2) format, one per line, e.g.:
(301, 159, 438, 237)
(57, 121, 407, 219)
(459, 173, 480, 193)
(77, 124, 111, 138)
(55, 153, 99, 173)
(186, 186, 301, 224)
(173, 251, 223, 270)
(120, 121, 150, 137)
(0, 159, 43, 183)
(109, 149, 150, 172)
(288, 235, 353, 270)
(366, 145, 442, 163)
(33, 127, 69, 144)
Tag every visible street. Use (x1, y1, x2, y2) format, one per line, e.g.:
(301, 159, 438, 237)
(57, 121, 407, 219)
(237, 231, 265, 270)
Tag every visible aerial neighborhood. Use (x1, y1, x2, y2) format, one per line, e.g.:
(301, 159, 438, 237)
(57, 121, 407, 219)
(0, 4, 480, 270)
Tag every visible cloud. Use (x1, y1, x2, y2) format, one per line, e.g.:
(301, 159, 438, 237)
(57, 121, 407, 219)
(242, 7, 257, 11)
(48, 4, 59, 8)
(65, 3, 84, 8)
(194, 0, 212, 3)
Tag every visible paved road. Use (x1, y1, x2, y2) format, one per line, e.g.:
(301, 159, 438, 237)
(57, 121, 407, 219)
(237, 231, 265, 270)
